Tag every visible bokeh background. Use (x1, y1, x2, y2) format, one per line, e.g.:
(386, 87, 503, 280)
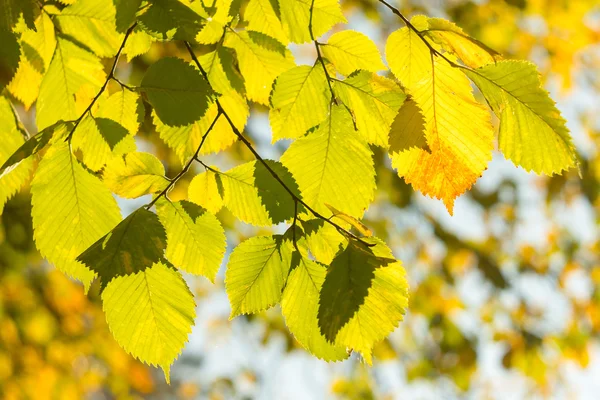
(2, 0, 600, 398)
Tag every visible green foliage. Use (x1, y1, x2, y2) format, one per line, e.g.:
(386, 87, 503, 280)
(0, 0, 578, 382)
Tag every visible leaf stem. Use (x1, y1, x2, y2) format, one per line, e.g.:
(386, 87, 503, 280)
(146, 110, 221, 210)
(65, 23, 137, 142)
(184, 41, 372, 247)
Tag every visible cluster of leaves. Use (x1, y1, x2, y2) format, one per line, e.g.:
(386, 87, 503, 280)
(0, 0, 577, 381)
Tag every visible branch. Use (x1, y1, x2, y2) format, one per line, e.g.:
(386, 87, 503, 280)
(65, 23, 138, 142)
(184, 41, 373, 247)
(309, 0, 337, 103)
(146, 110, 222, 210)
(376, 0, 466, 70)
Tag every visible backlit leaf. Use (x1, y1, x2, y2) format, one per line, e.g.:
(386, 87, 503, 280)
(279, 0, 346, 44)
(269, 65, 330, 141)
(157, 200, 226, 280)
(102, 261, 195, 383)
(281, 105, 375, 218)
(103, 152, 169, 199)
(465, 60, 577, 175)
(322, 30, 386, 76)
(245, 0, 288, 45)
(226, 235, 293, 318)
(188, 168, 224, 214)
(31, 141, 121, 289)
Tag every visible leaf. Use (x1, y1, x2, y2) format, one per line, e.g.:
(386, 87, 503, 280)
(114, 0, 142, 32)
(300, 219, 345, 265)
(388, 97, 429, 154)
(141, 57, 213, 127)
(220, 160, 299, 226)
(225, 235, 293, 318)
(464, 60, 577, 175)
(103, 152, 169, 199)
(321, 30, 386, 76)
(77, 208, 166, 290)
(102, 261, 195, 383)
(199, 46, 245, 95)
(224, 30, 295, 105)
(0, 120, 65, 176)
(56, 0, 123, 57)
(419, 16, 501, 69)
(123, 28, 155, 61)
(245, 0, 288, 45)
(281, 105, 375, 218)
(325, 204, 372, 237)
(195, 0, 233, 44)
(386, 26, 494, 214)
(36, 37, 106, 130)
(138, 0, 206, 42)
(281, 256, 349, 361)
(333, 71, 406, 147)
(0, 30, 21, 91)
(188, 168, 224, 214)
(154, 91, 248, 164)
(269, 65, 330, 141)
(8, 13, 56, 109)
(0, 96, 34, 215)
(31, 141, 122, 289)
(279, 0, 346, 44)
(71, 89, 142, 171)
(156, 200, 226, 281)
(318, 239, 408, 364)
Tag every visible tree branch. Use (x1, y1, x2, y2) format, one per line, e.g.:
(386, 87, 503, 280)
(65, 23, 138, 142)
(146, 110, 221, 209)
(183, 41, 373, 246)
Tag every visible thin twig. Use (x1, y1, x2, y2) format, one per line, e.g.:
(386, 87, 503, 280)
(146, 111, 222, 209)
(309, 0, 337, 103)
(184, 41, 372, 246)
(65, 23, 138, 142)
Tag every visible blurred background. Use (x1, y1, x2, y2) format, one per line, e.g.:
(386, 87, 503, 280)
(2, 0, 600, 398)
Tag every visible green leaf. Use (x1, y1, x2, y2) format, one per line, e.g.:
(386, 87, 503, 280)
(154, 91, 248, 164)
(300, 219, 344, 265)
(464, 60, 577, 175)
(281, 105, 375, 218)
(156, 200, 226, 281)
(279, 0, 346, 44)
(388, 97, 429, 155)
(138, 0, 206, 41)
(322, 30, 386, 76)
(224, 30, 295, 105)
(281, 256, 349, 361)
(123, 28, 155, 61)
(188, 168, 224, 214)
(56, 0, 123, 57)
(220, 160, 300, 226)
(36, 37, 106, 130)
(333, 71, 406, 147)
(0, 29, 21, 91)
(245, 0, 288, 45)
(114, 0, 142, 32)
(195, 0, 233, 44)
(141, 57, 213, 127)
(269, 65, 330, 141)
(318, 239, 409, 364)
(225, 235, 293, 318)
(0, 96, 34, 215)
(102, 152, 169, 199)
(77, 208, 166, 290)
(31, 141, 122, 289)
(7, 13, 57, 109)
(102, 261, 195, 383)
